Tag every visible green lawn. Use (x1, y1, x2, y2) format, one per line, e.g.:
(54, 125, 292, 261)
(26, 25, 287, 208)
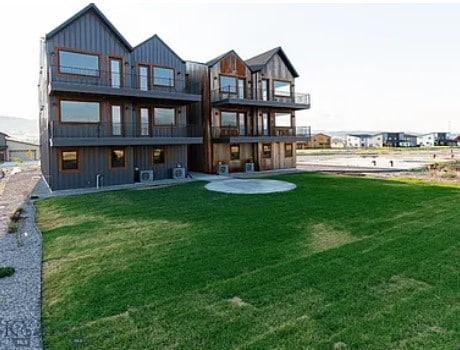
(36, 173, 460, 349)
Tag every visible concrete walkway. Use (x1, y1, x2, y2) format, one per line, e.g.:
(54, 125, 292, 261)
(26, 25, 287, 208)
(205, 178, 296, 194)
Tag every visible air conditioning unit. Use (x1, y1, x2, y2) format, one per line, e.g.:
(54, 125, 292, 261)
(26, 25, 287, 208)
(217, 164, 229, 175)
(172, 167, 185, 179)
(245, 162, 254, 173)
(140, 170, 153, 182)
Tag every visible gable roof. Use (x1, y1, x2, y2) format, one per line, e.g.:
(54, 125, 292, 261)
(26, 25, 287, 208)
(133, 34, 185, 63)
(0, 131, 8, 137)
(245, 47, 299, 78)
(205, 50, 248, 68)
(46, 3, 132, 51)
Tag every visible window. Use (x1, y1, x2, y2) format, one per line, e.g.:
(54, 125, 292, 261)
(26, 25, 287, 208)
(220, 76, 237, 93)
(261, 79, 269, 100)
(111, 105, 122, 136)
(153, 147, 165, 164)
(60, 150, 78, 171)
(59, 50, 99, 76)
(262, 144, 271, 158)
(60, 100, 100, 123)
(154, 67, 174, 87)
(238, 113, 246, 136)
(262, 113, 269, 136)
(110, 58, 122, 88)
(274, 80, 291, 97)
(140, 108, 149, 135)
(285, 143, 293, 157)
(274, 113, 291, 127)
(238, 79, 245, 99)
(154, 108, 175, 125)
(230, 144, 240, 160)
(111, 148, 126, 168)
(221, 111, 237, 127)
(139, 65, 149, 91)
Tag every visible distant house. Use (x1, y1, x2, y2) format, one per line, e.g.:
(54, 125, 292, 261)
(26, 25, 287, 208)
(309, 133, 331, 148)
(6, 139, 40, 161)
(417, 132, 450, 147)
(346, 134, 370, 148)
(331, 137, 346, 148)
(368, 133, 383, 148)
(0, 132, 7, 162)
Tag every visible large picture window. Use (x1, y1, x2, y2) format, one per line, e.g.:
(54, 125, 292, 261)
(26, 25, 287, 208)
(153, 147, 165, 164)
(274, 80, 291, 97)
(220, 76, 237, 93)
(60, 100, 100, 123)
(221, 111, 237, 127)
(60, 150, 79, 171)
(274, 113, 292, 127)
(154, 67, 174, 87)
(110, 148, 126, 168)
(59, 50, 99, 76)
(154, 108, 175, 125)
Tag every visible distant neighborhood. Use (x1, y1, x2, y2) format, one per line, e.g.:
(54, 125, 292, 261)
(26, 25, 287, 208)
(0, 131, 40, 163)
(298, 131, 459, 149)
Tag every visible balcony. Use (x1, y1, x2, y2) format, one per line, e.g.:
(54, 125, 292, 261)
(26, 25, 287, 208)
(212, 126, 311, 143)
(211, 86, 310, 110)
(50, 122, 203, 147)
(48, 65, 201, 104)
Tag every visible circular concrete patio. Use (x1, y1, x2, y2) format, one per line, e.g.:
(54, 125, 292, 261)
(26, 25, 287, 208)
(205, 179, 296, 194)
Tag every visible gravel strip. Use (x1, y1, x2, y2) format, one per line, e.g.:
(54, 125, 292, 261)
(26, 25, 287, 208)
(0, 165, 43, 350)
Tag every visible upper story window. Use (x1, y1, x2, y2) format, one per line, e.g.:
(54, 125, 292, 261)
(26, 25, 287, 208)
(139, 65, 149, 91)
(60, 100, 100, 123)
(154, 108, 175, 125)
(274, 113, 291, 127)
(59, 50, 99, 76)
(154, 67, 174, 87)
(274, 80, 291, 97)
(221, 111, 237, 127)
(220, 76, 237, 93)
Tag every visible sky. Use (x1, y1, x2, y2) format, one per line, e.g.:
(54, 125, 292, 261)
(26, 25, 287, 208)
(1, 1, 460, 133)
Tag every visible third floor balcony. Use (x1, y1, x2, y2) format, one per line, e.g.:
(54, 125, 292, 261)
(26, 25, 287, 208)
(211, 86, 310, 110)
(47, 65, 201, 105)
(211, 125, 311, 143)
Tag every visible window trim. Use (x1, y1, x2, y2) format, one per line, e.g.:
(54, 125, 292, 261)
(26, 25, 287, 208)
(262, 143, 272, 159)
(59, 148, 80, 173)
(230, 144, 240, 161)
(273, 79, 292, 97)
(56, 47, 101, 78)
(153, 65, 176, 87)
(58, 98, 101, 124)
(152, 147, 166, 165)
(108, 55, 125, 88)
(109, 147, 127, 170)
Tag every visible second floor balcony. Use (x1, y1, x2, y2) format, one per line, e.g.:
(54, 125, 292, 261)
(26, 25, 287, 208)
(212, 125, 311, 143)
(49, 121, 203, 147)
(211, 86, 310, 110)
(47, 65, 201, 104)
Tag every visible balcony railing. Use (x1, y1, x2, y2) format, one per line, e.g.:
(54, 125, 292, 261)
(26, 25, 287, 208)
(48, 65, 200, 95)
(50, 122, 202, 138)
(212, 86, 310, 105)
(212, 126, 311, 139)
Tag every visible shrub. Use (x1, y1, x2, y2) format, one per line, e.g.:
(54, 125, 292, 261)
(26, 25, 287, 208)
(0, 266, 15, 278)
(10, 207, 23, 222)
(7, 221, 18, 233)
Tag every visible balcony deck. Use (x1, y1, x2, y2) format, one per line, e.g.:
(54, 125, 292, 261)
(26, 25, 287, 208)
(47, 65, 201, 104)
(211, 126, 311, 143)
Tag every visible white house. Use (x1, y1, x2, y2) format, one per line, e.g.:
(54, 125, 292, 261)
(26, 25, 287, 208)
(368, 133, 384, 148)
(346, 134, 370, 148)
(417, 133, 436, 147)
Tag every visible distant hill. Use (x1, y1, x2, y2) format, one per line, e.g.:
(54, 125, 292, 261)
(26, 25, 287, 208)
(0, 116, 39, 143)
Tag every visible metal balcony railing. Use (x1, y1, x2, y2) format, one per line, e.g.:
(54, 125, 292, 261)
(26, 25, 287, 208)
(212, 126, 311, 139)
(49, 65, 200, 94)
(50, 122, 202, 138)
(212, 86, 310, 105)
